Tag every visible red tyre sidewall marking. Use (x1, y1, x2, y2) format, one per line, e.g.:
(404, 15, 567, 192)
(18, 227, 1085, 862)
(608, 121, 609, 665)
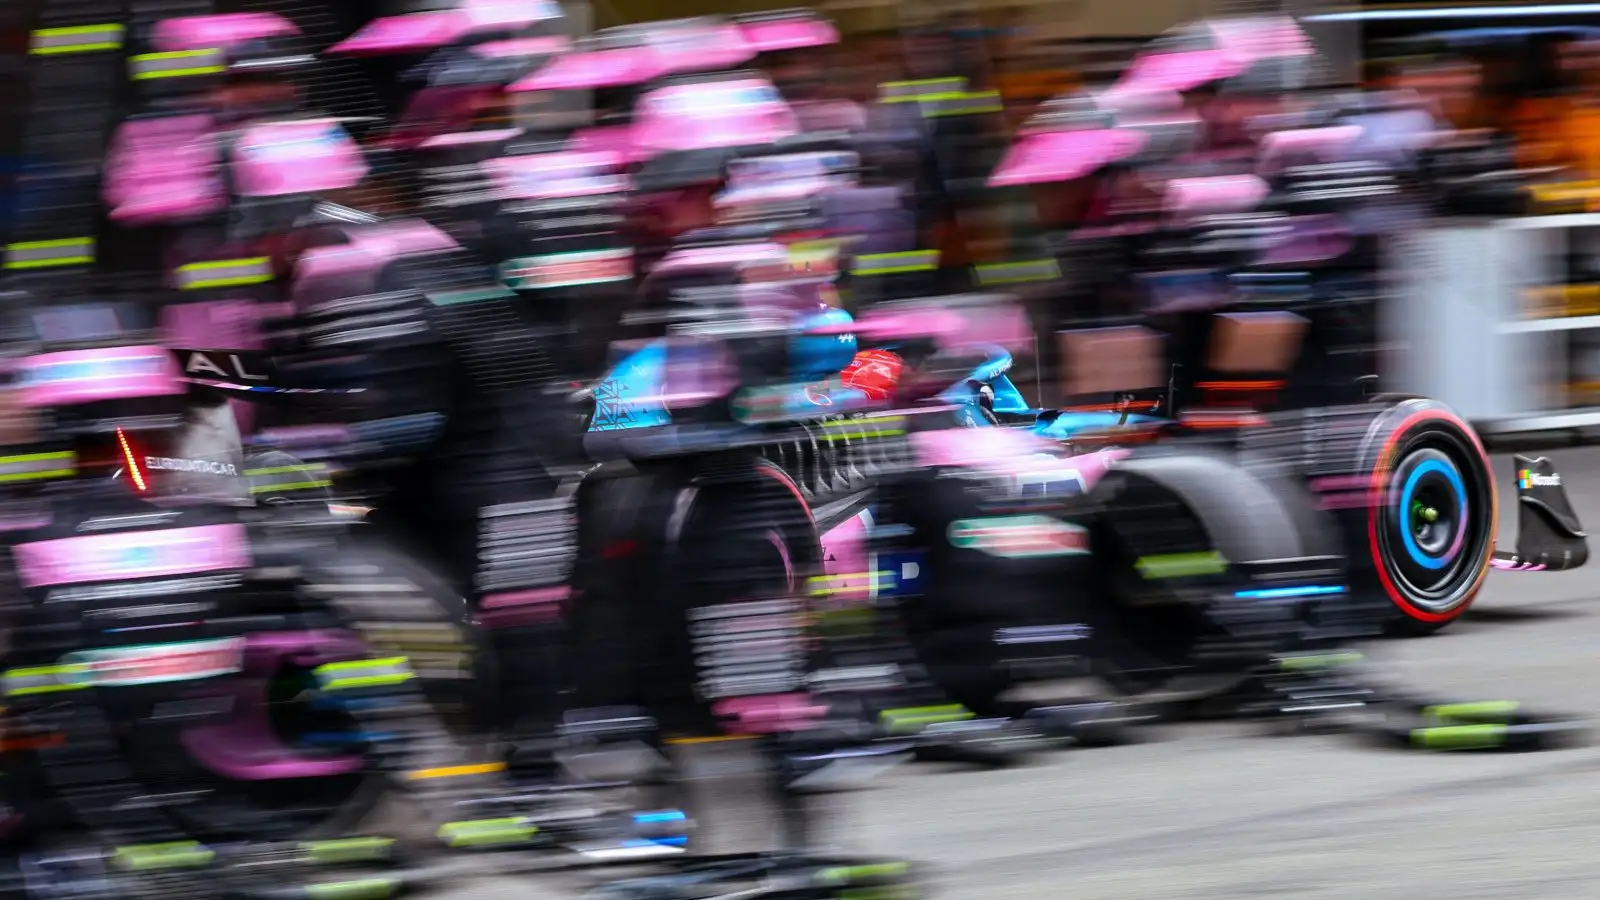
(725, 465, 817, 735)
(752, 462, 816, 594)
(1366, 409, 1497, 623)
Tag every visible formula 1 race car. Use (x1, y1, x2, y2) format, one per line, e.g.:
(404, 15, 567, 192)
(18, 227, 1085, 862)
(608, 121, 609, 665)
(938, 330, 1591, 636)
(551, 63, 1585, 661)
(590, 255, 1591, 642)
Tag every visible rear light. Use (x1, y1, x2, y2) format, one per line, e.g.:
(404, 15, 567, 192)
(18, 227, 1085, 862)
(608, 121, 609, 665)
(115, 426, 148, 492)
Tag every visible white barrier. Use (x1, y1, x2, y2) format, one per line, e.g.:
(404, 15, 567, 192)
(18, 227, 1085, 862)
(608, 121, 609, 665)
(1385, 214, 1600, 435)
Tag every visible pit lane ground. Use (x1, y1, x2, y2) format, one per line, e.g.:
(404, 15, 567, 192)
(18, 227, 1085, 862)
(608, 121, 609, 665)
(432, 444, 1600, 900)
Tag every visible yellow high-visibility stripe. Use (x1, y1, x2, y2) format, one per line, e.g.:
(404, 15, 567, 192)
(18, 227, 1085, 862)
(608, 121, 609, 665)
(30, 24, 124, 55)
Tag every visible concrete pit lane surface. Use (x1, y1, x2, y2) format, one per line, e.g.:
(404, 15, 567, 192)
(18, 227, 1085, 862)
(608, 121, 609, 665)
(419, 446, 1600, 900)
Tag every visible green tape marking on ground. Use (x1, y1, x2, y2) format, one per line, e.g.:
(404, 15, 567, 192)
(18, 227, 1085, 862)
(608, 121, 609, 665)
(840, 888, 915, 900)
(1411, 724, 1508, 750)
(301, 836, 395, 865)
(1277, 651, 1364, 672)
(1135, 551, 1227, 579)
(305, 877, 400, 900)
(437, 817, 538, 848)
(113, 841, 214, 871)
(1424, 701, 1520, 722)
(879, 704, 973, 735)
(821, 861, 911, 883)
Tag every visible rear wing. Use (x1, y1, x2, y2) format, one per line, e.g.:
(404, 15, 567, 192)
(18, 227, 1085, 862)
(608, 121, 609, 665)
(171, 348, 365, 406)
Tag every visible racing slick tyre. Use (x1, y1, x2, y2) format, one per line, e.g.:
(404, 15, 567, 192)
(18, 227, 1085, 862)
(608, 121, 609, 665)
(1281, 400, 1497, 636)
(564, 458, 818, 837)
(664, 459, 823, 739)
(1366, 402, 1495, 635)
(567, 458, 821, 733)
(1085, 450, 1344, 703)
(882, 466, 1084, 721)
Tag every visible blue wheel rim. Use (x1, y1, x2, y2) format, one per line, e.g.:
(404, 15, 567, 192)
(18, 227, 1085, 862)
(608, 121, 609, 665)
(1398, 458, 1467, 571)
